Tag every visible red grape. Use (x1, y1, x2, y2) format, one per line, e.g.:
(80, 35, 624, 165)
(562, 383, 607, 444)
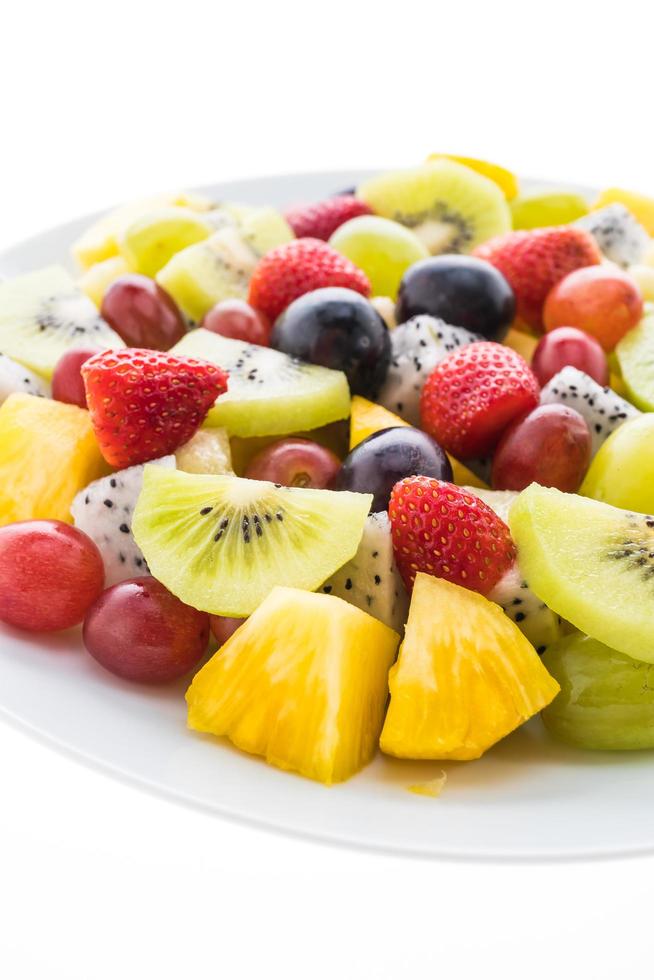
(51, 346, 100, 408)
(0, 521, 104, 631)
(492, 404, 591, 493)
(202, 299, 271, 346)
(101, 274, 186, 350)
(543, 266, 643, 352)
(83, 577, 209, 683)
(244, 437, 341, 488)
(531, 326, 609, 386)
(209, 615, 245, 647)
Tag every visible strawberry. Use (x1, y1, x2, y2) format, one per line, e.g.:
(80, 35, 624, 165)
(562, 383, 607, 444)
(420, 341, 540, 459)
(247, 238, 370, 323)
(473, 226, 601, 331)
(389, 477, 516, 595)
(284, 196, 373, 241)
(82, 348, 228, 468)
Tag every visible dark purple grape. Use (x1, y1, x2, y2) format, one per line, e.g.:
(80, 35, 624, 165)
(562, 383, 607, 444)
(332, 426, 453, 512)
(395, 255, 515, 341)
(270, 287, 391, 398)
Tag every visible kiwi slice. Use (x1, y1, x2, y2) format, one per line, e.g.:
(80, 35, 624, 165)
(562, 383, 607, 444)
(132, 467, 373, 615)
(172, 328, 350, 436)
(156, 207, 293, 321)
(357, 160, 511, 255)
(509, 483, 654, 663)
(0, 265, 124, 379)
(615, 306, 654, 410)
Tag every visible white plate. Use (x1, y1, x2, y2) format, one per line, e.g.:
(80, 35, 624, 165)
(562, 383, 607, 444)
(1, 170, 650, 863)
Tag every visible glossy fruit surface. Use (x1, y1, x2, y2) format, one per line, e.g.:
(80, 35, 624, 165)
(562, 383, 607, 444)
(83, 576, 209, 683)
(508, 484, 654, 663)
(51, 346, 100, 408)
(284, 196, 372, 240)
(542, 633, 654, 750)
(581, 414, 654, 512)
(244, 437, 341, 489)
(395, 255, 515, 341)
(202, 299, 270, 346)
(82, 348, 228, 467)
(248, 238, 370, 323)
(333, 427, 452, 512)
(0, 393, 107, 526)
(615, 308, 654, 410)
(0, 520, 104, 631)
(389, 477, 516, 594)
(543, 266, 643, 351)
(380, 574, 559, 760)
(271, 287, 390, 398)
(474, 226, 602, 331)
(330, 215, 429, 299)
(209, 615, 245, 646)
(187, 586, 399, 784)
(101, 275, 186, 350)
(492, 404, 591, 492)
(531, 326, 608, 386)
(510, 190, 588, 229)
(420, 342, 540, 458)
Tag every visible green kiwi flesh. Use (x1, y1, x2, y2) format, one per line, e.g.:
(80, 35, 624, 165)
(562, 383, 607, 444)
(356, 159, 511, 255)
(172, 328, 351, 437)
(132, 467, 373, 616)
(509, 484, 654, 663)
(0, 265, 124, 379)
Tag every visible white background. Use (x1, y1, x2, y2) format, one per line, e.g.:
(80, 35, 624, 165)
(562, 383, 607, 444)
(2, 2, 654, 976)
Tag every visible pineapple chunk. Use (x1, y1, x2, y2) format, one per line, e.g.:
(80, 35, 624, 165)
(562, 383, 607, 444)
(349, 395, 409, 450)
(72, 192, 214, 270)
(187, 587, 399, 784)
(0, 393, 107, 525)
(175, 428, 232, 475)
(348, 395, 488, 489)
(380, 574, 560, 761)
(78, 256, 130, 307)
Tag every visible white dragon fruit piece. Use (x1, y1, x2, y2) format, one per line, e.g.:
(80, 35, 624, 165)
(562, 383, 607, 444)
(576, 204, 651, 268)
(463, 486, 564, 652)
(377, 315, 479, 425)
(319, 511, 409, 633)
(0, 352, 49, 405)
(539, 366, 640, 457)
(71, 456, 176, 586)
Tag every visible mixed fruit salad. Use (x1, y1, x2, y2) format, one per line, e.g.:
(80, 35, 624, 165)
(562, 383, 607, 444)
(2, 155, 654, 786)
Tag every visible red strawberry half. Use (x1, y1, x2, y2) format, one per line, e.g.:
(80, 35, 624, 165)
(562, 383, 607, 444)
(82, 348, 228, 468)
(389, 477, 516, 595)
(247, 238, 370, 323)
(420, 341, 540, 459)
(473, 226, 601, 331)
(284, 196, 373, 241)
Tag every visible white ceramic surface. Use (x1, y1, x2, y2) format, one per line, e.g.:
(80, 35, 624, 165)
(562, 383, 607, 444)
(1, 170, 650, 862)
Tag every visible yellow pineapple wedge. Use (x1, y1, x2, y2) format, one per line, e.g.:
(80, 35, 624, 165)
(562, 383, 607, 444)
(0, 393, 107, 526)
(78, 256, 130, 307)
(380, 574, 560, 761)
(349, 395, 488, 489)
(72, 192, 213, 270)
(187, 586, 399, 784)
(349, 395, 409, 450)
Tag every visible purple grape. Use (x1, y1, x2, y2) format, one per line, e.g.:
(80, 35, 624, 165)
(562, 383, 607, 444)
(331, 426, 453, 512)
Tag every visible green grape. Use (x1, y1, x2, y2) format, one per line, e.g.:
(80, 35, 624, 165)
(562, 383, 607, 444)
(510, 189, 589, 230)
(581, 413, 654, 513)
(329, 215, 429, 299)
(542, 633, 654, 750)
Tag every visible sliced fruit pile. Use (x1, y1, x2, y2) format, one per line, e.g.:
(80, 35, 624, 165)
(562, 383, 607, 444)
(2, 157, 654, 788)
